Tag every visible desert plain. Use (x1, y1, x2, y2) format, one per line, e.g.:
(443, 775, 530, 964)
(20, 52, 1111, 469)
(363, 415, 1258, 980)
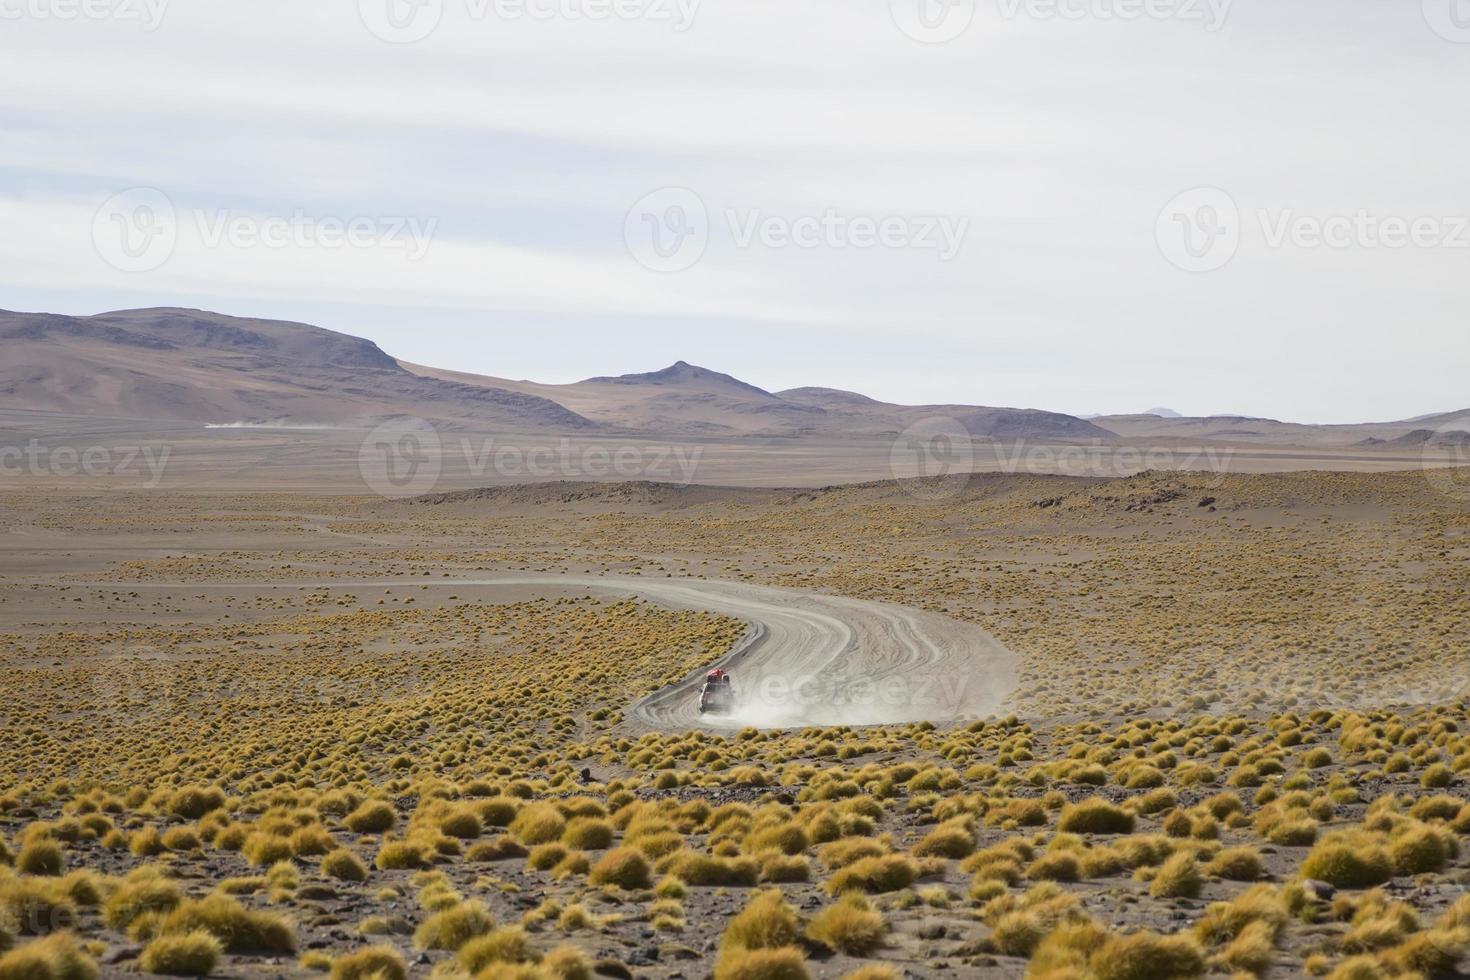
(1, 458, 1468, 980)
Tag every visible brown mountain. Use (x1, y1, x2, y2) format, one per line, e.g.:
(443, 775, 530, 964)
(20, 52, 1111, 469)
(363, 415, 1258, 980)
(5, 306, 1459, 448)
(0, 308, 593, 430)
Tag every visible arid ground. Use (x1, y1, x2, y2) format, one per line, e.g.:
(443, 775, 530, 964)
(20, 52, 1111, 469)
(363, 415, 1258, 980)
(1, 467, 1468, 979)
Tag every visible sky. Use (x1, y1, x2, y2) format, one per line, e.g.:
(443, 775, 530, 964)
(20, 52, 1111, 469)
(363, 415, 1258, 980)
(0, 0, 1466, 423)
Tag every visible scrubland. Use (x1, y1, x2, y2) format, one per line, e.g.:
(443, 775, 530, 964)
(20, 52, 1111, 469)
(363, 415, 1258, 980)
(0, 467, 1467, 978)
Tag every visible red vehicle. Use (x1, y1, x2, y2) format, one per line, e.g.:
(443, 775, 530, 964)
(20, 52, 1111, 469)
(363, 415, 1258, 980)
(699, 668, 734, 715)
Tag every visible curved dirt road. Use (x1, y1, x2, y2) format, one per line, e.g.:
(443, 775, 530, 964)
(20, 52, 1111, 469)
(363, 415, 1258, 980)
(49, 575, 1017, 730)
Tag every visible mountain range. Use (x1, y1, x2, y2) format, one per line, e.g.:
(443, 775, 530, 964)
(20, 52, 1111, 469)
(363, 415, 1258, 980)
(3, 307, 1466, 447)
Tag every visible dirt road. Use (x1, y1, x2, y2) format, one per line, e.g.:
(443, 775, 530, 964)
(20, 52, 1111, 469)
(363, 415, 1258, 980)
(39, 574, 1016, 730)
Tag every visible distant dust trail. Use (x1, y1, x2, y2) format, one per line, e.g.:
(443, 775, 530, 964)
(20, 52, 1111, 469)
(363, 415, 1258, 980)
(46, 575, 1018, 731)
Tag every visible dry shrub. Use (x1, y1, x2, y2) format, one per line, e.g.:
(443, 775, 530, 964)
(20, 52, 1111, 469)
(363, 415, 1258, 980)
(1149, 853, 1202, 899)
(104, 874, 181, 930)
(0, 932, 97, 980)
(414, 900, 494, 951)
(374, 839, 428, 871)
(912, 820, 974, 859)
(289, 825, 335, 856)
(712, 947, 810, 980)
(723, 890, 800, 951)
(457, 926, 531, 972)
(757, 852, 810, 884)
(150, 894, 294, 954)
(166, 787, 226, 821)
(541, 945, 594, 980)
(1027, 851, 1081, 883)
(805, 894, 884, 955)
(1299, 834, 1394, 889)
(528, 844, 568, 871)
(329, 944, 406, 980)
(159, 828, 200, 852)
(818, 838, 886, 870)
(476, 798, 521, 827)
(139, 930, 222, 976)
(1058, 798, 1135, 835)
(1204, 846, 1262, 882)
(1091, 930, 1206, 980)
(825, 854, 916, 895)
(242, 833, 293, 867)
(466, 837, 527, 863)
(438, 807, 484, 840)
(343, 801, 396, 835)
(320, 849, 368, 882)
(16, 839, 63, 876)
(1212, 919, 1274, 973)
(665, 851, 759, 887)
(1387, 821, 1457, 875)
(587, 847, 652, 889)
(562, 818, 614, 850)
(0, 877, 76, 937)
(1193, 885, 1287, 947)
(510, 804, 566, 846)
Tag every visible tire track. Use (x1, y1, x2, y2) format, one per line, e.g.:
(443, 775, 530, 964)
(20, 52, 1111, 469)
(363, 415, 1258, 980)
(38, 575, 1018, 730)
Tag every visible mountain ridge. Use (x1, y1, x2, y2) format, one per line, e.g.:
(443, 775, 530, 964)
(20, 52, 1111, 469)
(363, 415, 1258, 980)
(2, 307, 1464, 446)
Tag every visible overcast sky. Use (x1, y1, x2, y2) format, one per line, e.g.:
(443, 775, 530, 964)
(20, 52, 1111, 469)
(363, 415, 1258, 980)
(1, 0, 1466, 422)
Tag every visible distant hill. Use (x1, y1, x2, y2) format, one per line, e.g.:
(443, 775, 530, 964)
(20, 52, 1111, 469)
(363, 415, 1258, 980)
(0, 308, 592, 429)
(2, 306, 1463, 448)
(407, 363, 1112, 440)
